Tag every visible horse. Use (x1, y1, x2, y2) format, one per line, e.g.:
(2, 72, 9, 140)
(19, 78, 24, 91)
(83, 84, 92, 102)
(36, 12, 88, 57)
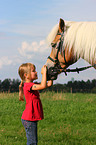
(46, 18, 96, 80)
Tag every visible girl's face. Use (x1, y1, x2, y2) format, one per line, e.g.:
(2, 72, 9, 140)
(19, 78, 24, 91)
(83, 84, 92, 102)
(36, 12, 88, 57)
(30, 66, 38, 81)
(24, 65, 38, 82)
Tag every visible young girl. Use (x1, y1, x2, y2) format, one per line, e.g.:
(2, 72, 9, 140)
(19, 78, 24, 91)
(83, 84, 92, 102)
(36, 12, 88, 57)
(18, 63, 53, 145)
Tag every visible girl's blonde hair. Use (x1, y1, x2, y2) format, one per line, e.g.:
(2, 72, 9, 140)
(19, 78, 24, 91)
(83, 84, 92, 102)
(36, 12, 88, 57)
(18, 63, 35, 81)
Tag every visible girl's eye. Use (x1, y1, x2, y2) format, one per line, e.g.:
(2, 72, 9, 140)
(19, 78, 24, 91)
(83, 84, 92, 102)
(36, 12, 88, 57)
(32, 69, 36, 72)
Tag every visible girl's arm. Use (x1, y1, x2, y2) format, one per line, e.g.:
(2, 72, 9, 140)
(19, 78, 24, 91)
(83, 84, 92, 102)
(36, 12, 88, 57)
(32, 65, 47, 90)
(19, 81, 24, 101)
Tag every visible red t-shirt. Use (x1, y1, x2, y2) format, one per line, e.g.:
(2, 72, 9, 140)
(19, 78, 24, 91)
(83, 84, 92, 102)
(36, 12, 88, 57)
(21, 82, 44, 121)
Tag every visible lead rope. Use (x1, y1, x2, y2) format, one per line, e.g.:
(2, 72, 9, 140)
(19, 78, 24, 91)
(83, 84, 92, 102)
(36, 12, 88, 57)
(61, 65, 94, 76)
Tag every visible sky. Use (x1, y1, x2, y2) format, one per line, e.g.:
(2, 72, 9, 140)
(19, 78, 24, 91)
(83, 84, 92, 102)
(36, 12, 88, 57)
(0, 0, 96, 84)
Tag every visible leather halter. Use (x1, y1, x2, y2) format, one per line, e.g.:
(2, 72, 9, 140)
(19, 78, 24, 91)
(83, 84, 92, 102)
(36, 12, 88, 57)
(48, 32, 68, 68)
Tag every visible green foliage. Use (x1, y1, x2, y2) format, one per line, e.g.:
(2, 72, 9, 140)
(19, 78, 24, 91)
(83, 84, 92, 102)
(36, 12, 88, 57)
(0, 79, 20, 93)
(0, 92, 96, 145)
(41, 79, 96, 93)
(0, 79, 96, 93)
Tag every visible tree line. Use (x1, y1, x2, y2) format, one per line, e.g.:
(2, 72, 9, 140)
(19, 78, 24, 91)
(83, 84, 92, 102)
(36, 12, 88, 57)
(0, 78, 96, 93)
(0, 79, 20, 93)
(41, 79, 96, 93)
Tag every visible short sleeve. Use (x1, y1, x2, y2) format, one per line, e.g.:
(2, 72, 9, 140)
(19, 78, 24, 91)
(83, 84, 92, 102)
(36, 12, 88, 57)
(24, 82, 34, 91)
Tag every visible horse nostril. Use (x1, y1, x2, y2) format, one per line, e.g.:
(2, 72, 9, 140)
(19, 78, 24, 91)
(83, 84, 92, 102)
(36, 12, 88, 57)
(47, 67, 58, 81)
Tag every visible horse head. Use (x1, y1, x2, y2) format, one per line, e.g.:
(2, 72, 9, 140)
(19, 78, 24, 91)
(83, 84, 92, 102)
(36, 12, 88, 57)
(46, 18, 77, 80)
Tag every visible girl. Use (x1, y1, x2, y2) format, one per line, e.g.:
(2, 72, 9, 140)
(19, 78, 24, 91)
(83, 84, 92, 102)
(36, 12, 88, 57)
(18, 63, 53, 145)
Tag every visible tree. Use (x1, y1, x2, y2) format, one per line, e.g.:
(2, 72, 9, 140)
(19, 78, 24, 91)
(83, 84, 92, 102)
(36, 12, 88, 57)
(1, 79, 11, 92)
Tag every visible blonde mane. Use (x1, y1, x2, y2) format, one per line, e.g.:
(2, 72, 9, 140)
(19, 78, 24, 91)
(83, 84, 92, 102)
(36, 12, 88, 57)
(47, 24, 59, 45)
(47, 21, 96, 64)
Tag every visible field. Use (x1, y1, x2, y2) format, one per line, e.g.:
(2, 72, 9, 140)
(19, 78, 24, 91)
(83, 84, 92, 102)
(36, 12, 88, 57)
(0, 92, 96, 145)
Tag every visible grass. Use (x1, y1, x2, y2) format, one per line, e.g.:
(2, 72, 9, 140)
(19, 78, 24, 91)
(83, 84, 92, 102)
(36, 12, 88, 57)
(0, 92, 96, 145)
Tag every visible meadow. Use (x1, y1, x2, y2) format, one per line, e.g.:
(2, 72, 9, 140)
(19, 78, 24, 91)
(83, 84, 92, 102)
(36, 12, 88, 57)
(0, 92, 96, 145)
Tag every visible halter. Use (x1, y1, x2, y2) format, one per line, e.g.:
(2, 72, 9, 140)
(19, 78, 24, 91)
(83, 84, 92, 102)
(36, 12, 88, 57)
(48, 31, 68, 66)
(47, 32, 69, 80)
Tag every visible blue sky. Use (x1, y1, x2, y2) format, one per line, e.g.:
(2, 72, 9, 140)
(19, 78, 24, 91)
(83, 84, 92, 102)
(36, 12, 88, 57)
(0, 0, 96, 84)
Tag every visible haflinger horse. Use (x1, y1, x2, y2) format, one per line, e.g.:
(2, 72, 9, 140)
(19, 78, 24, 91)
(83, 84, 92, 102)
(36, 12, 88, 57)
(46, 18, 96, 80)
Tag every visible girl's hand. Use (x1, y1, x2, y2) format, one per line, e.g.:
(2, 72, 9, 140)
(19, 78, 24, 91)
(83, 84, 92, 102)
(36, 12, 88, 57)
(19, 80, 24, 101)
(41, 65, 47, 74)
(19, 97, 24, 101)
(19, 80, 23, 91)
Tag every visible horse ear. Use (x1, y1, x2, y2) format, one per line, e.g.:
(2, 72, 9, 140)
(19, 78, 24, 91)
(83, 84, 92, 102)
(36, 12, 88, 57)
(59, 18, 65, 32)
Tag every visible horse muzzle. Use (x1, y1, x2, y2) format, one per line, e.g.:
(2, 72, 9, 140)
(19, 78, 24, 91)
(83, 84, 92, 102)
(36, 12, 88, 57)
(47, 66, 60, 80)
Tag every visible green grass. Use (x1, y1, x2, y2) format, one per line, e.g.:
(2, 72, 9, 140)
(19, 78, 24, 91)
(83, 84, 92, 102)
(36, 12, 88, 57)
(0, 92, 96, 145)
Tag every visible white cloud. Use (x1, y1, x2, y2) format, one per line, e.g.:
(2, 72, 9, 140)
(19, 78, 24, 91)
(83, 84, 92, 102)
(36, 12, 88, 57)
(18, 39, 49, 59)
(0, 39, 50, 70)
(0, 56, 12, 69)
